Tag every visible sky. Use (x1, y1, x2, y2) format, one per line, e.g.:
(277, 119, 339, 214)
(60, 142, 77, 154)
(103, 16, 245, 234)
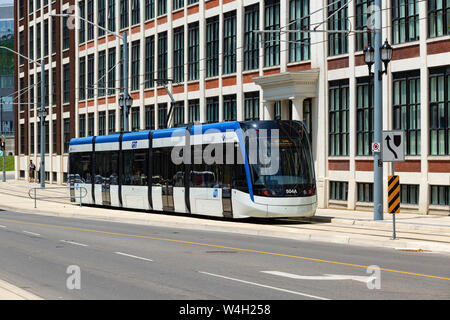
(0, 0, 13, 5)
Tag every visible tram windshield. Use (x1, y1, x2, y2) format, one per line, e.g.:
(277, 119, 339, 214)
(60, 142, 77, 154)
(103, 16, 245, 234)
(242, 121, 315, 197)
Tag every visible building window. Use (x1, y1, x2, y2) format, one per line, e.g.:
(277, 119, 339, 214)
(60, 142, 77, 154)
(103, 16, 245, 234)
(392, 0, 419, 44)
(224, 94, 237, 121)
(357, 183, 373, 202)
(88, 113, 94, 136)
(206, 97, 219, 123)
(430, 185, 450, 206)
(63, 64, 70, 104)
(393, 71, 421, 156)
(223, 10, 237, 75)
(329, 181, 348, 201)
(79, 1, 86, 43)
(120, 0, 129, 29)
(328, 0, 348, 56)
(355, 0, 375, 52)
(20, 124, 25, 154)
(356, 78, 374, 156)
(206, 16, 219, 78)
(131, 0, 140, 25)
(98, 50, 106, 97)
(401, 185, 419, 205)
(173, 102, 184, 127)
(329, 80, 349, 156)
(157, 32, 168, 80)
(289, 0, 310, 62)
(429, 67, 450, 156)
(173, 27, 184, 83)
(428, 0, 450, 38)
(173, 0, 183, 11)
(188, 99, 200, 123)
(51, 17, 57, 54)
(108, 0, 116, 32)
(244, 92, 260, 121)
(187, 0, 198, 4)
(109, 111, 116, 134)
(244, 4, 259, 71)
(157, 0, 167, 16)
(158, 103, 167, 129)
(98, 0, 106, 36)
(29, 26, 34, 60)
(108, 48, 116, 96)
(79, 57, 86, 100)
(63, 119, 70, 153)
(44, 19, 49, 56)
(79, 114, 86, 137)
(87, 54, 95, 99)
(131, 108, 140, 131)
(145, 105, 155, 130)
(19, 31, 24, 65)
(30, 123, 34, 155)
(99, 111, 106, 136)
(87, 0, 94, 40)
(264, 0, 280, 67)
(145, 36, 155, 89)
(131, 41, 140, 91)
(145, 0, 155, 20)
(52, 121, 57, 154)
(36, 23, 41, 59)
(188, 22, 199, 81)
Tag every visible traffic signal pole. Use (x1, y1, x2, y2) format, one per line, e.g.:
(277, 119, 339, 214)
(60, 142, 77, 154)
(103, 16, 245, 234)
(373, 0, 383, 220)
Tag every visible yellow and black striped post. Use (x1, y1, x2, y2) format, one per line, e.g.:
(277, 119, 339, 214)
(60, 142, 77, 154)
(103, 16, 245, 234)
(388, 175, 400, 214)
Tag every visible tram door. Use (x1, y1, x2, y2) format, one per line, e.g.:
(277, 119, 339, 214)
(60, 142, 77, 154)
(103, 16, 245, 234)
(102, 178, 111, 206)
(153, 147, 175, 212)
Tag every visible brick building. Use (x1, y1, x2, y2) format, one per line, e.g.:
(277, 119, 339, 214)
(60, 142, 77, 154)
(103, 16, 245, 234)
(14, 0, 450, 214)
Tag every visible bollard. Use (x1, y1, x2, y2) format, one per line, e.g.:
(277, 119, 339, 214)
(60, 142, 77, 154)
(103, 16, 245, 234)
(34, 188, 37, 208)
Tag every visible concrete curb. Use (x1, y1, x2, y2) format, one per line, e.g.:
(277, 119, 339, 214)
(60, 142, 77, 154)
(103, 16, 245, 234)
(0, 279, 42, 300)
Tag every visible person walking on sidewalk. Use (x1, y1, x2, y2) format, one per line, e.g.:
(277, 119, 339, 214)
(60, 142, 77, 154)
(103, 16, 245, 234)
(28, 160, 36, 183)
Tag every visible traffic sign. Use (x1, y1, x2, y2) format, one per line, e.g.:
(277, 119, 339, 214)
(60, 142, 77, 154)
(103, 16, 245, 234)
(382, 131, 405, 162)
(372, 142, 381, 153)
(388, 175, 400, 214)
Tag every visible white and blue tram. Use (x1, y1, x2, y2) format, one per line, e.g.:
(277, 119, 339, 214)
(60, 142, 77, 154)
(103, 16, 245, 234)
(68, 121, 317, 218)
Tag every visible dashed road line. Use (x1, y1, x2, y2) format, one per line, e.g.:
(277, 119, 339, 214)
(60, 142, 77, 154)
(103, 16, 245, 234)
(22, 231, 41, 237)
(60, 240, 89, 247)
(114, 252, 153, 262)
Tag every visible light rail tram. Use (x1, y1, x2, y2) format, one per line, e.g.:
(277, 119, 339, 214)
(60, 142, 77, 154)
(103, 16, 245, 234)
(68, 120, 317, 218)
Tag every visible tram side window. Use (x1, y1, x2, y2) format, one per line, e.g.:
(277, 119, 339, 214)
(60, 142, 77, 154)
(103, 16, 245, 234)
(122, 150, 148, 186)
(95, 151, 119, 185)
(69, 152, 92, 183)
(152, 147, 185, 187)
(189, 143, 248, 192)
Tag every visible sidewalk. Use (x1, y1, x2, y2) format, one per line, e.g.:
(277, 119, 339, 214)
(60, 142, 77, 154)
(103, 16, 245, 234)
(0, 179, 449, 253)
(0, 279, 42, 300)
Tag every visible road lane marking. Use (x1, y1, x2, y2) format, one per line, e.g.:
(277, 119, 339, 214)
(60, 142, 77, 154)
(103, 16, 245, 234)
(22, 231, 41, 237)
(199, 271, 330, 300)
(0, 225, 6, 228)
(0, 216, 449, 282)
(60, 240, 88, 247)
(262, 271, 370, 283)
(114, 252, 153, 262)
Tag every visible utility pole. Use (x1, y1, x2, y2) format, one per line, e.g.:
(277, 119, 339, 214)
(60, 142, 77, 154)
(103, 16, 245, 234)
(122, 32, 129, 132)
(39, 59, 45, 188)
(373, 0, 383, 220)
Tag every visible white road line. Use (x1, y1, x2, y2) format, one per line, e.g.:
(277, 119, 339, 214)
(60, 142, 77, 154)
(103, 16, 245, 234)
(199, 271, 330, 300)
(22, 231, 41, 237)
(0, 225, 6, 228)
(114, 252, 153, 262)
(60, 240, 89, 247)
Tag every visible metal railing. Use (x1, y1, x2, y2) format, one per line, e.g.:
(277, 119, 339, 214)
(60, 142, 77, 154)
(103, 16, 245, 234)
(28, 185, 88, 208)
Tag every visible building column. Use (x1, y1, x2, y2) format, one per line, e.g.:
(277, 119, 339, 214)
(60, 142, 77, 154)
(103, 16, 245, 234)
(263, 100, 275, 120)
(281, 100, 290, 120)
(291, 97, 304, 121)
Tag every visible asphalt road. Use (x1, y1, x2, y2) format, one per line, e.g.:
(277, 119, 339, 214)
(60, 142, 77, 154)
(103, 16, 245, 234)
(0, 209, 449, 300)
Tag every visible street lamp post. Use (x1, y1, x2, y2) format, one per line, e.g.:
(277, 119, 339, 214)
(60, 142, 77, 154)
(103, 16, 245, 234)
(119, 93, 132, 131)
(0, 46, 46, 188)
(50, 13, 130, 133)
(363, 30, 393, 220)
